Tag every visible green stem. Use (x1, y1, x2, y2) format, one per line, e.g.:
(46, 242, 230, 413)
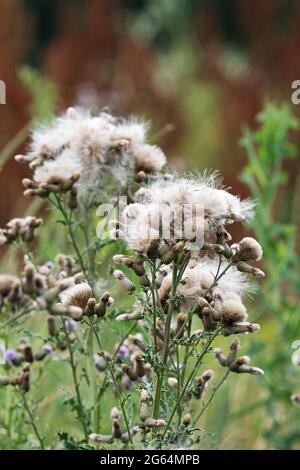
(193, 370, 230, 425)
(20, 393, 44, 450)
(162, 329, 220, 437)
(53, 195, 86, 276)
(88, 318, 133, 447)
(61, 319, 89, 440)
(153, 262, 178, 419)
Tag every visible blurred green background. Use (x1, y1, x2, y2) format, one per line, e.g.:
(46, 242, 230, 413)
(0, 0, 300, 450)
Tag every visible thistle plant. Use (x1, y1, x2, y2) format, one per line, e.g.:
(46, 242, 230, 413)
(0, 107, 265, 450)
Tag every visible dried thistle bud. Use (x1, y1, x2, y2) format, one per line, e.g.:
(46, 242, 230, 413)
(193, 370, 214, 399)
(128, 335, 147, 352)
(223, 321, 260, 335)
(182, 413, 192, 426)
(122, 258, 146, 277)
(291, 394, 300, 405)
(140, 389, 151, 422)
(116, 310, 143, 321)
(121, 363, 138, 381)
(19, 368, 30, 394)
(113, 270, 136, 294)
(60, 283, 92, 309)
(144, 418, 166, 428)
(236, 261, 265, 278)
(221, 300, 247, 326)
(85, 297, 96, 316)
(133, 352, 146, 378)
(232, 237, 263, 263)
(89, 433, 114, 443)
(146, 239, 160, 260)
(113, 254, 125, 264)
(167, 377, 178, 388)
(23, 345, 34, 363)
(226, 338, 240, 365)
(111, 407, 120, 420)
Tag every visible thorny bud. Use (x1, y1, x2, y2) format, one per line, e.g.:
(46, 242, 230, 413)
(236, 261, 265, 278)
(133, 352, 146, 378)
(144, 418, 166, 428)
(121, 363, 138, 381)
(232, 237, 263, 263)
(182, 413, 192, 427)
(167, 377, 178, 388)
(140, 389, 151, 422)
(89, 433, 114, 444)
(116, 310, 143, 321)
(291, 394, 300, 405)
(113, 270, 136, 294)
(223, 321, 260, 336)
(128, 335, 147, 353)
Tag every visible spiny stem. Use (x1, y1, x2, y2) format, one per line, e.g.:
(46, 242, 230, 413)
(61, 318, 89, 440)
(88, 318, 133, 447)
(153, 262, 178, 419)
(162, 329, 220, 437)
(20, 392, 44, 450)
(53, 195, 86, 276)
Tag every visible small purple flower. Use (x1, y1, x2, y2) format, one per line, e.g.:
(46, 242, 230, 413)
(4, 349, 18, 362)
(117, 345, 129, 360)
(122, 375, 133, 389)
(43, 344, 53, 355)
(65, 319, 78, 332)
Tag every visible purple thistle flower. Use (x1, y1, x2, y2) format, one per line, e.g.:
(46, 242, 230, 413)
(43, 344, 53, 355)
(117, 345, 129, 360)
(4, 349, 18, 362)
(65, 319, 78, 332)
(122, 375, 133, 389)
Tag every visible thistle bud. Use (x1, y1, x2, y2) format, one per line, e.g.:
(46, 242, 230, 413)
(133, 352, 146, 378)
(89, 433, 113, 443)
(140, 389, 151, 422)
(128, 335, 147, 352)
(116, 310, 143, 321)
(236, 262, 265, 278)
(19, 367, 30, 394)
(223, 322, 260, 335)
(291, 394, 300, 405)
(113, 270, 135, 294)
(23, 345, 34, 363)
(144, 418, 166, 428)
(121, 363, 138, 381)
(167, 377, 178, 388)
(182, 413, 192, 427)
(232, 237, 263, 263)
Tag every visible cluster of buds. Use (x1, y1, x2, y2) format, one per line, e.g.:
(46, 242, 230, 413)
(192, 370, 214, 399)
(0, 216, 42, 246)
(3, 340, 53, 367)
(0, 274, 24, 309)
(214, 338, 264, 375)
(53, 283, 114, 322)
(21, 172, 80, 207)
(203, 236, 265, 278)
(0, 363, 31, 394)
(196, 293, 260, 336)
(89, 407, 139, 444)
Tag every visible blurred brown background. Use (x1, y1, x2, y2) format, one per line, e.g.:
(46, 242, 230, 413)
(1, 0, 300, 223)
